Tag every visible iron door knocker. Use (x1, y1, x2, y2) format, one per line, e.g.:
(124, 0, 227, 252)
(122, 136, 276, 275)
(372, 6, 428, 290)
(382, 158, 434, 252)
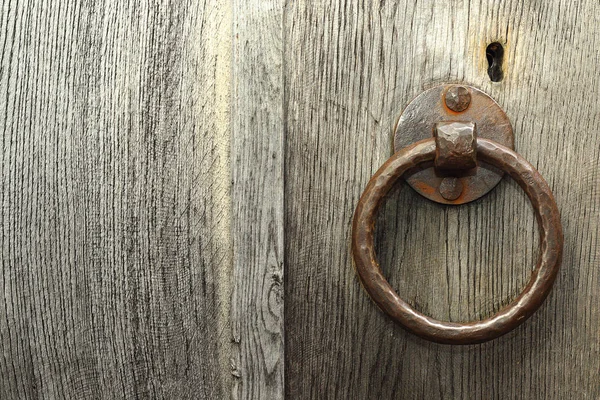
(351, 84, 563, 345)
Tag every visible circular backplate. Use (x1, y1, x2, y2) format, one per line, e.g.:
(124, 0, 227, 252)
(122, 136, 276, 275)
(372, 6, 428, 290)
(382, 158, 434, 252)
(394, 84, 514, 205)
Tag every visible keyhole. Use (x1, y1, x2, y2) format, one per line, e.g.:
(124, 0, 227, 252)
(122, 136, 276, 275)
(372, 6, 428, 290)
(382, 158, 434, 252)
(486, 42, 504, 82)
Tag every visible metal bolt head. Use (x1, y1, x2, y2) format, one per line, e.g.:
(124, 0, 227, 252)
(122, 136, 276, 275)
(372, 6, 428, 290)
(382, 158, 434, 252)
(439, 177, 464, 201)
(445, 86, 471, 112)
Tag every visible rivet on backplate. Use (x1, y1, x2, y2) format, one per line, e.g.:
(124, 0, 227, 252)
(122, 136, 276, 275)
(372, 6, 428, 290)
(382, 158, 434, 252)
(445, 86, 471, 112)
(439, 177, 464, 201)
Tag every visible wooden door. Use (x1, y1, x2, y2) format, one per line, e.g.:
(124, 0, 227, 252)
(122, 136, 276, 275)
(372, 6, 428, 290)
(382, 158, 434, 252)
(1, 0, 598, 399)
(285, 1, 600, 398)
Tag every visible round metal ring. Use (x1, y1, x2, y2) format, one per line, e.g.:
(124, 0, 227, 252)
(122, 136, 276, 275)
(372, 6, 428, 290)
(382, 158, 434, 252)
(351, 138, 563, 344)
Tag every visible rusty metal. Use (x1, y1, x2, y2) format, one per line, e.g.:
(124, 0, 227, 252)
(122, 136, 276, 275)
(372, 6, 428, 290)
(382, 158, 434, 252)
(393, 84, 514, 205)
(438, 177, 463, 201)
(434, 121, 477, 172)
(351, 138, 563, 345)
(444, 85, 471, 112)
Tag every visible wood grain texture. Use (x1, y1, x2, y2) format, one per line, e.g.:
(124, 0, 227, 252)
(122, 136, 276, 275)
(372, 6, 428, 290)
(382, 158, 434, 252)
(0, 0, 235, 398)
(285, 1, 600, 399)
(231, 0, 285, 398)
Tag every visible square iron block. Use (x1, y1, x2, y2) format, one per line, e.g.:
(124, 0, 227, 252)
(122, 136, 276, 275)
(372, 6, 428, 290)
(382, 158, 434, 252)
(434, 121, 477, 172)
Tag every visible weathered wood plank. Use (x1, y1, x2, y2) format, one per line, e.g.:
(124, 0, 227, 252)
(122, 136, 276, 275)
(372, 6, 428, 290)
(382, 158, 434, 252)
(285, 1, 600, 398)
(231, 0, 285, 399)
(0, 0, 234, 398)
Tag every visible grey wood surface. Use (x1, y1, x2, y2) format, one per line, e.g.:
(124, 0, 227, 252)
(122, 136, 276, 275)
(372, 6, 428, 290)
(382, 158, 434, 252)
(285, 0, 600, 399)
(231, 0, 285, 398)
(0, 0, 284, 398)
(2, 0, 600, 399)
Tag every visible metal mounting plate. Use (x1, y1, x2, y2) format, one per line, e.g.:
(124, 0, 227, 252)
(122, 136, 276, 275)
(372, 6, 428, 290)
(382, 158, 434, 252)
(393, 84, 514, 205)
